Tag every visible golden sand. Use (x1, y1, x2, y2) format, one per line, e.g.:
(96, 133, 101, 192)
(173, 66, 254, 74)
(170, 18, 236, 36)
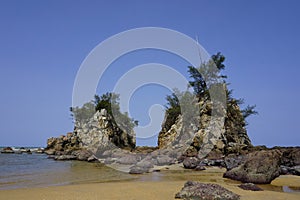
(271, 175, 300, 187)
(0, 167, 299, 200)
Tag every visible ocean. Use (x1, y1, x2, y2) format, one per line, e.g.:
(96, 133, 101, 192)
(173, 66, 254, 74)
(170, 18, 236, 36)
(0, 147, 134, 190)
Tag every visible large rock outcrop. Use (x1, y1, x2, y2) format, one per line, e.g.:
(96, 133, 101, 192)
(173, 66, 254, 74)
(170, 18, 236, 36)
(74, 109, 136, 154)
(45, 132, 80, 154)
(158, 99, 251, 157)
(280, 147, 300, 167)
(223, 149, 282, 184)
(45, 109, 136, 161)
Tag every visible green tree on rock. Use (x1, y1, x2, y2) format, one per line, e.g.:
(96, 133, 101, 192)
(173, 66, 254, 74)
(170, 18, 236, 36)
(163, 53, 257, 148)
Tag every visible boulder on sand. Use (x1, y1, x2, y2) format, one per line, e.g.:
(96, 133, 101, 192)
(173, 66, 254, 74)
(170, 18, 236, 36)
(175, 181, 240, 200)
(129, 166, 149, 174)
(224, 150, 282, 184)
(183, 157, 199, 169)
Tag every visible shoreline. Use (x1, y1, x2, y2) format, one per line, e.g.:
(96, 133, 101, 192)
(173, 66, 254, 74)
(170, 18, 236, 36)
(0, 178, 299, 200)
(1, 146, 300, 199)
(0, 167, 299, 200)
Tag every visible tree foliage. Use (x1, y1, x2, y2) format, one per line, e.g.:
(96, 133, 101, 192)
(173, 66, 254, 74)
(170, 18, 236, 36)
(164, 92, 181, 131)
(164, 89, 199, 132)
(242, 105, 258, 120)
(165, 52, 257, 130)
(94, 93, 119, 116)
(70, 93, 138, 131)
(70, 102, 95, 123)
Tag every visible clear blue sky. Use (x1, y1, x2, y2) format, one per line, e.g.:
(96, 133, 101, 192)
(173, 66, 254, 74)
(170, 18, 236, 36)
(0, 0, 299, 147)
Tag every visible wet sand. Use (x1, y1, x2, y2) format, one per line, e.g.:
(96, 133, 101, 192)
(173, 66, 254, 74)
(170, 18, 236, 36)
(0, 167, 299, 200)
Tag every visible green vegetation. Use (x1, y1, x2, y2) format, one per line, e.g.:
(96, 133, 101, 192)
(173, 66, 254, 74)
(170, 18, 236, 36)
(70, 102, 95, 123)
(164, 89, 199, 131)
(165, 52, 257, 129)
(70, 92, 138, 132)
(71, 52, 256, 147)
(164, 92, 180, 131)
(94, 93, 138, 132)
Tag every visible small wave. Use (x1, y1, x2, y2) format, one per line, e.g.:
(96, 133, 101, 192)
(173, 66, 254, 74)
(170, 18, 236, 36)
(2, 147, 44, 152)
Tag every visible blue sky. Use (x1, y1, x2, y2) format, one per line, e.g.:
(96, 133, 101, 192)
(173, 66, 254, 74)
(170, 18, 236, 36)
(0, 0, 299, 147)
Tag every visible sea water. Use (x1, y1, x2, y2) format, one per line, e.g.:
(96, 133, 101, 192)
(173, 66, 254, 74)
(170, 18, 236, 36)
(1, 148, 299, 193)
(0, 148, 134, 190)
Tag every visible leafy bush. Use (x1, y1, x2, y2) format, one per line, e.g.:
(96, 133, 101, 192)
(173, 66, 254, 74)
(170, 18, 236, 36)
(71, 92, 138, 132)
(164, 53, 257, 131)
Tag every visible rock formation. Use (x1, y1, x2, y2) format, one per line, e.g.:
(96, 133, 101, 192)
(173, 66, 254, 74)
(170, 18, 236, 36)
(74, 109, 136, 155)
(175, 181, 240, 200)
(44, 101, 300, 182)
(223, 149, 282, 184)
(158, 99, 251, 158)
(276, 147, 300, 176)
(1, 147, 14, 153)
(45, 132, 81, 155)
(45, 109, 136, 161)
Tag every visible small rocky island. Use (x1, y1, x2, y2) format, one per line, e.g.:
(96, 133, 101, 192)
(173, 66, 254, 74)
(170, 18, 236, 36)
(43, 53, 300, 199)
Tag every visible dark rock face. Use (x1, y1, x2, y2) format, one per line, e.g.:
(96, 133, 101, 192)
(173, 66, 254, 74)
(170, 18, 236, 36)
(224, 150, 282, 184)
(45, 132, 81, 154)
(156, 155, 175, 166)
(45, 132, 96, 161)
(201, 159, 225, 167)
(71, 149, 93, 161)
(223, 102, 252, 150)
(128, 160, 154, 174)
(276, 147, 300, 176)
(49, 150, 95, 161)
(224, 147, 300, 178)
(1, 147, 14, 153)
(280, 147, 300, 167)
(175, 181, 240, 200)
(129, 166, 149, 174)
(136, 160, 154, 169)
(183, 157, 200, 169)
(117, 155, 140, 165)
(182, 157, 225, 170)
(224, 154, 247, 170)
(195, 165, 206, 171)
(238, 183, 263, 191)
(280, 165, 300, 176)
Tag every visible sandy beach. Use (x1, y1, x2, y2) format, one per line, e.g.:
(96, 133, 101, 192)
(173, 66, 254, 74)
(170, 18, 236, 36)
(0, 167, 299, 200)
(0, 179, 299, 200)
